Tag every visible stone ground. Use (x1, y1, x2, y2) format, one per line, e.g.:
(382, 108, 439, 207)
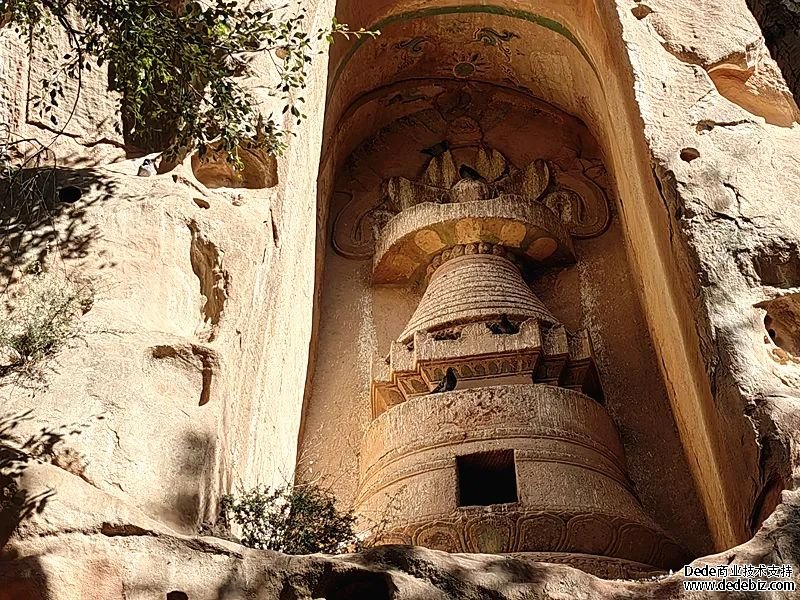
(1, 462, 799, 599)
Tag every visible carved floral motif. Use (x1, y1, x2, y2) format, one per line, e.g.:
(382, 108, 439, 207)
(372, 507, 687, 575)
(333, 142, 610, 259)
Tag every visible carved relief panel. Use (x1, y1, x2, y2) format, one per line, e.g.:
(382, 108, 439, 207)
(330, 81, 612, 261)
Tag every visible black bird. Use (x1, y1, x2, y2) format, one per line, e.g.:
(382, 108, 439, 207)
(421, 141, 450, 157)
(488, 314, 519, 335)
(431, 367, 457, 393)
(499, 314, 518, 334)
(458, 164, 484, 181)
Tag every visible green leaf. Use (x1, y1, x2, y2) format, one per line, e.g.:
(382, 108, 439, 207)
(1, 0, 375, 166)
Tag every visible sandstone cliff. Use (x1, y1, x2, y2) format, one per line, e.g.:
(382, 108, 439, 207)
(2, 0, 800, 599)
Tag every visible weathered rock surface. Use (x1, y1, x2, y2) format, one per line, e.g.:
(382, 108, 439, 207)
(0, 0, 335, 533)
(0, 154, 319, 533)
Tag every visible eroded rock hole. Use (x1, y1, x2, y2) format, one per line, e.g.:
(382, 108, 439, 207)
(631, 4, 653, 19)
(680, 148, 700, 162)
(151, 344, 219, 406)
(166, 592, 189, 600)
(707, 63, 799, 128)
(191, 147, 277, 189)
(315, 571, 396, 600)
(57, 186, 82, 203)
(187, 221, 228, 342)
(758, 294, 800, 363)
(751, 243, 800, 288)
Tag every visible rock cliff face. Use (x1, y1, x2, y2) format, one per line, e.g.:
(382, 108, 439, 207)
(2, 0, 800, 599)
(0, 0, 334, 534)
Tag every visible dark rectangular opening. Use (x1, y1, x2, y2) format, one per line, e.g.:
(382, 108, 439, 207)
(456, 449, 518, 506)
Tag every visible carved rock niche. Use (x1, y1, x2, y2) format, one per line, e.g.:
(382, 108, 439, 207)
(191, 146, 278, 190)
(299, 81, 714, 578)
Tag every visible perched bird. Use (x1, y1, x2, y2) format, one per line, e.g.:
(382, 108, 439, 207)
(137, 158, 157, 177)
(458, 164, 484, 181)
(421, 140, 450, 157)
(488, 314, 519, 335)
(431, 367, 457, 394)
(452, 164, 491, 202)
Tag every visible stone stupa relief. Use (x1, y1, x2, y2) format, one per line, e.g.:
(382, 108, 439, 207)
(300, 83, 715, 577)
(346, 132, 686, 576)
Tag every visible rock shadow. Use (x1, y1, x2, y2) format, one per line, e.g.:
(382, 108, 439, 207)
(1, 167, 118, 280)
(170, 428, 217, 533)
(0, 410, 63, 549)
(746, 0, 800, 102)
(0, 554, 50, 600)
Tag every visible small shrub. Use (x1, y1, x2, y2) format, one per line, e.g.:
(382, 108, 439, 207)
(220, 483, 357, 554)
(0, 263, 93, 366)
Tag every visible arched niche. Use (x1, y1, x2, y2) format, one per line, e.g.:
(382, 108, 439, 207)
(301, 0, 761, 562)
(302, 84, 714, 562)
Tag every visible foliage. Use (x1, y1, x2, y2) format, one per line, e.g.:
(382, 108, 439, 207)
(0, 262, 93, 367)
(220, 482, 357, 554)
(0, 0, 375, 163)
(0, 122, 55, 229)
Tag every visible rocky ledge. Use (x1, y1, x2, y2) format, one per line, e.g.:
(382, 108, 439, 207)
(1, 463, 799, 600)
